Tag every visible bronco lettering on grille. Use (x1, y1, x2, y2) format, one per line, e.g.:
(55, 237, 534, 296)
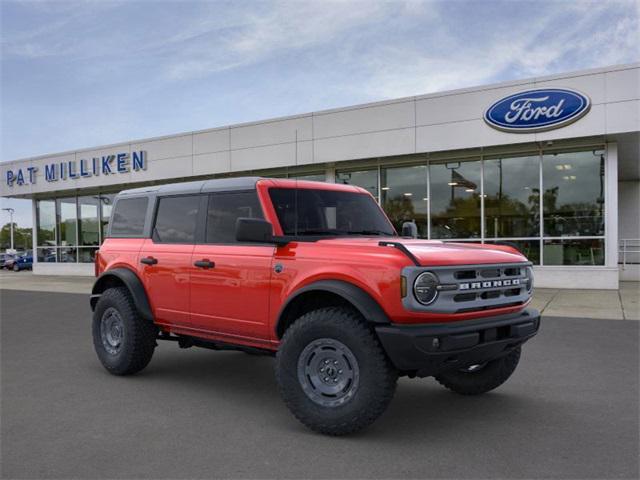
(459, 279, 521, 290)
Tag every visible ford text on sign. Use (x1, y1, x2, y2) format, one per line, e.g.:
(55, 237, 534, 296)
(484, 88, 590, 133)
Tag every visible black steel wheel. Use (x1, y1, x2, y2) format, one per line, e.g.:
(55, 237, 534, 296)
(92, 287, 157, 375)
(297, 338, 360, 408)
(276, 306, 398, 436)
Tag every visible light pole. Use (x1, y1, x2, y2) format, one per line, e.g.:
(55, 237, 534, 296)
(2, 207, 15, 251)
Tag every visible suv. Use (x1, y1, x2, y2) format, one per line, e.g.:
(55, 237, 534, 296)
(91, 177, 540, 435)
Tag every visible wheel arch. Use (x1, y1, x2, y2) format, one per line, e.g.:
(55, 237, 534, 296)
(275, 280, 390, 339)
(90, 268, 153, 321)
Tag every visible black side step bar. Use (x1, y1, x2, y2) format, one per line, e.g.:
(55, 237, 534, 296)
(378, 241, 421, 266)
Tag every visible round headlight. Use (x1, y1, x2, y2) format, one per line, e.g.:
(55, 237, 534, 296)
(414, 271, 439, 305)
(525, 266, 534, 293)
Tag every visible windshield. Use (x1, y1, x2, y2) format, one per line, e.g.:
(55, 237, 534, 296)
(269, 188, 396, 237)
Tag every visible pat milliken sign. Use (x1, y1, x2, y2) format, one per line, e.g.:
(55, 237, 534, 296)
(484, 88, 591, 133)
(5, 151, 147, 187)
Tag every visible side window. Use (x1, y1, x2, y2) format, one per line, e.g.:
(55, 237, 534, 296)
(206, 191, 264, 243)
(110, 197, 148, 236)
(153, 195, 200, 243)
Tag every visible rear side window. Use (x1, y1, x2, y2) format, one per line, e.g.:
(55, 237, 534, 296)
(206, 191, 263, 243)
(153, 195, 200, 243)
(110, 197, 148, 237)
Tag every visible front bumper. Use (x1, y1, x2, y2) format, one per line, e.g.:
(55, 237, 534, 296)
(375, 308, 540, 377)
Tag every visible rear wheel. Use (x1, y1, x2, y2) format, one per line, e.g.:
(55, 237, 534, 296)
(434, 347, 521, 395)
(92, 287, 157, 375)
(275, 307, 398, 436)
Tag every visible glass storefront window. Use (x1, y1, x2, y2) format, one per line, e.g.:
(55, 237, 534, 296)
(29, 147, 608, 268)
(36, 200, 56, 246)
(100, 194, 115, 241)
(484, 155, 540, 238)
(336, 169, 379, 198)
(78, 196, 100, 246)
(59, 246, 77, 263)
(36, 247, 57, 263)
(543, 239, 604, 266)
(381, 165, 428, 238)
(57, 198, 77, 247)
(542, 150, 605, 237)
(78, 247, 98, 263)
(430, 160, 481, 239)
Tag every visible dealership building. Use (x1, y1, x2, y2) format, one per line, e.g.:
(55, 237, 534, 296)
(1, 63, 638, 289)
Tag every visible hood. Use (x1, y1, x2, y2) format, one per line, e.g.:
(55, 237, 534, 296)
(316, 237, 528, 266)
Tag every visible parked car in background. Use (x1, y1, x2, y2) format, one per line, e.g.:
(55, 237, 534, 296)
(12, 251, 33, 271)
(2, 253, 17, 270)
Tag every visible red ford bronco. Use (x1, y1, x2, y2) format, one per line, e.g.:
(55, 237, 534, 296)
(91, 177, 540, 435)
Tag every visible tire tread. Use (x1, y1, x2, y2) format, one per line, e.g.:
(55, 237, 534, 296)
(276, 306, 397, 436)
(92, 287, 157, 375)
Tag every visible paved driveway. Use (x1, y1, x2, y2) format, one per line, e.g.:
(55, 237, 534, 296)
(1, 289, 638, 479)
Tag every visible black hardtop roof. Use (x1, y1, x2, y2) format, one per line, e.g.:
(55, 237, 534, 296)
(117, 177, 262, 197)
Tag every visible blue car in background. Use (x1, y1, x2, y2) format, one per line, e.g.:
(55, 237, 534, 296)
(12, 252, 33, 271)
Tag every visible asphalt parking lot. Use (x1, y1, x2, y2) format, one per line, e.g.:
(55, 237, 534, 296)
(1, 289, 639, 479)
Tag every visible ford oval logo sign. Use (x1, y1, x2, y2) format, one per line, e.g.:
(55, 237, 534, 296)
(484, 88, 591, 133)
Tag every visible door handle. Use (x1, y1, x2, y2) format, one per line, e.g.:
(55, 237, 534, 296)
(140, 256, 158, 266)
(194, 259, 215, 269)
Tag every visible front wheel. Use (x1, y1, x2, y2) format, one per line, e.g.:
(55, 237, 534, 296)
(92, 287, 158, 375)
(12, 263, 19, 272)
(434, 347, 521, 395)
(275, 307, 398, 436)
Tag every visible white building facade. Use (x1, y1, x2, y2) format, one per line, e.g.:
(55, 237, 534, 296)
(1, 63, 639, 288)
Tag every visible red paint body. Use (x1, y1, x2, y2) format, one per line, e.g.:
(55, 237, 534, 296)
(96, 179, 530, 351)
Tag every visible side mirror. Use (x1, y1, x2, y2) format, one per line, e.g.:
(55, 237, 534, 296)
(401, 221, 418, 238)
(236, 218, 280, 244)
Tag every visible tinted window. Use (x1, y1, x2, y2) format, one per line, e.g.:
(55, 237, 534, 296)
(78, 196, 100, 246)
(269, 188, 395, 236)
(154, 195, 200, 243)
(483, 155, 540, 238)
(336, 169, 379, 198)
(57, 198, 77, 246)
(36, 200, 56, 246)
(206, 191, 264, 243)
(542, 150, 605, 236)
(110, 197, 148, 236)
(381, 165, 428, 238)
(430, 160, 482, 239)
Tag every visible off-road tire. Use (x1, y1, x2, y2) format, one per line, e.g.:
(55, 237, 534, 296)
(276, 307, 398, 436)
(92, 287, 157, 375)
(435, 347, 521, 395)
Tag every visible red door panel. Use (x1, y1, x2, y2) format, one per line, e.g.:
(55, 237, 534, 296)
(138, 239, 194, 326)
(189, 245, 274, 343)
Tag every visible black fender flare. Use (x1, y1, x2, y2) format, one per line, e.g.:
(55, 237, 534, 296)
(276, 280, 390, 338)
(90, 268, 154, 321)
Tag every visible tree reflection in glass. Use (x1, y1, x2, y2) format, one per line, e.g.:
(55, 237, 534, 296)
(381, 165, 428, 238)
(484, 155, 540, 238)
(430, 160, 481, 239)
(542, 150, 605, 237)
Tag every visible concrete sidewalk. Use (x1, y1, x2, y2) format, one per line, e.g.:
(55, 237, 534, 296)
(1, 270, 638, 320)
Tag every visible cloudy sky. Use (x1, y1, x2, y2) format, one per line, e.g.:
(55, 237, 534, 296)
(1, 0, 639, 226)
